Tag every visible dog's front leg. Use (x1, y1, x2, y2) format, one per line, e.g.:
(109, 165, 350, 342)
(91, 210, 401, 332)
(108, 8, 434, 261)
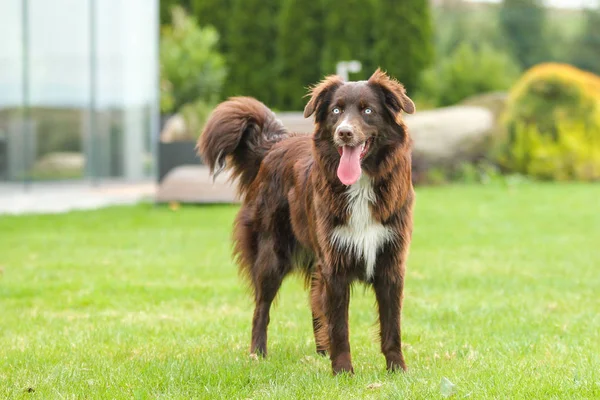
(323, 271, 353, 375)
(373, 269, 407, 372)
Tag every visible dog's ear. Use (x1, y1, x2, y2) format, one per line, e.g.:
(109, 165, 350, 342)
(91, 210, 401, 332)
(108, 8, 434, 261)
(368, 68, 415, 117)
(303, 75, 344, 119)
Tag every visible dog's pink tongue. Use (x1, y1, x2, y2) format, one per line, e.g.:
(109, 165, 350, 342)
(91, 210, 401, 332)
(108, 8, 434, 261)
(337, 145, 362, 186)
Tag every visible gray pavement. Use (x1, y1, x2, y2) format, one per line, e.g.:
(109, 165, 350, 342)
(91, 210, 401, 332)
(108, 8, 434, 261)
(0, 180, 156, 215)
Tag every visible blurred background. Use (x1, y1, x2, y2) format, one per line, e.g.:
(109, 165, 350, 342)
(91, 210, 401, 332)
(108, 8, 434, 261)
(0, 0, 158, 184)
(1, 0, 599, 208)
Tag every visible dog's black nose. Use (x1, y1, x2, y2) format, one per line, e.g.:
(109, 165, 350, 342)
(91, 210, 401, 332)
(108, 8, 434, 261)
(337, 128, 353, 142)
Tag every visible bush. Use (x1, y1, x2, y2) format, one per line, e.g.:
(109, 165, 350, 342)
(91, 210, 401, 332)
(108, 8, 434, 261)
(160, 7, 226, 114)
(498, 63, 600, 181)
(500, 120, 600, 181)
(503, 63, 600, 136)
(416, 43, 520, 107)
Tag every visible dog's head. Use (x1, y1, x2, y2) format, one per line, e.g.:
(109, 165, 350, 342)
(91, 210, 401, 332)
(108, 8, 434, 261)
(304, 69, 415, 186)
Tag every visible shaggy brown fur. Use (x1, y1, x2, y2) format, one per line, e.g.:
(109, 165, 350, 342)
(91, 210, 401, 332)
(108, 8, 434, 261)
(197, 69, 415, 374)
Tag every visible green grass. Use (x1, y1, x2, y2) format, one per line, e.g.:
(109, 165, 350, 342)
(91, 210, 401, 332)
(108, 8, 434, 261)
(1, 182, 599, 399)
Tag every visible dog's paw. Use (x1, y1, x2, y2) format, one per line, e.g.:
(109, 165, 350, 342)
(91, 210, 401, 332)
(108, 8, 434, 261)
(332, 364, 354, 375)
(385, 356, 407, 372)
(332, 354, 354, 375)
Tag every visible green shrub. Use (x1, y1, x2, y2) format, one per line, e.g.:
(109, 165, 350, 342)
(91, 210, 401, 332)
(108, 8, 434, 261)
(160, 7, 226, 114)
(503, 63, 600, 137)
(501, 121, 600, 181)
(416, 43, 520, 107)
(498, 63, 600, 181)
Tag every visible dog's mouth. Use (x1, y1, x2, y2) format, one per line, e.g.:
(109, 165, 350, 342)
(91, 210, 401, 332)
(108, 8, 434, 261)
(336, 137, 372, 158)
(336, 137, 373, 186)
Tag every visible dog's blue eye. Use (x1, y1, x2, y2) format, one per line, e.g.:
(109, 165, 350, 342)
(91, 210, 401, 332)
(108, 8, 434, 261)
(332, 107, 341, 115)
(364, 108, 373, 115)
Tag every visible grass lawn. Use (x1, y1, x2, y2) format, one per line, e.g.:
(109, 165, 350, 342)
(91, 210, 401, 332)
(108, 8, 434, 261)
(1, 182, 599, 399)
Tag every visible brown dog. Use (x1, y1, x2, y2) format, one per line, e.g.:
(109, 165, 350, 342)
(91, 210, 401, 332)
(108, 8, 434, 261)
(198, 69, 415, 374)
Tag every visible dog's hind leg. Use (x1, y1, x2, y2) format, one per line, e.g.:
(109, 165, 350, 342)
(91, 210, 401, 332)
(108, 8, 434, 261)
(310, 267, 329, 356)
(249, 236, 289, 357)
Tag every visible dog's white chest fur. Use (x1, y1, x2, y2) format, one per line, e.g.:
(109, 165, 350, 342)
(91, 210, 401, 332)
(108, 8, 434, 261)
(330, 176, 394, 280)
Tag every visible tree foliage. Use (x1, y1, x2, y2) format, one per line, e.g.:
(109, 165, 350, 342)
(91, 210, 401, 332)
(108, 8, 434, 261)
(160, 7, 226, 114)
(191, 0, 233, 52)
(226, 0, 281, 104)
(276, 0, 324, 110)
(500, 0, 550, 69)
(160, 0, 191, 25)
(570, 7, 600, 76)
(320, 0, 377, 80)
(418, 42, 520, 107)
(373, 0, 434, 94)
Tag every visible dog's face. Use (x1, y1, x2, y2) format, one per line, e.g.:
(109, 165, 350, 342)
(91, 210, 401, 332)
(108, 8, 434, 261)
(304, 69, 415, 186)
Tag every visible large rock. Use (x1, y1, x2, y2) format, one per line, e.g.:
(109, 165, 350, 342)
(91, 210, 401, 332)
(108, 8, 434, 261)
(460, 91, 508, 120)
(406, 105, 494, 182)
(156, 165, 239, 204)
(276, 112, 314, 133)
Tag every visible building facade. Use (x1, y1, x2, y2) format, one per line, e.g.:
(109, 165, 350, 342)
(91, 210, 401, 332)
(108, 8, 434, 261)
(0, 0, 159, 182)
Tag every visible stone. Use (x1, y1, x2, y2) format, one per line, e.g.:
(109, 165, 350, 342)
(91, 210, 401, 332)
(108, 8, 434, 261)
(460, 91, 508, 120)
(155, 165, 239, 204)
(406, 105, 495, 182)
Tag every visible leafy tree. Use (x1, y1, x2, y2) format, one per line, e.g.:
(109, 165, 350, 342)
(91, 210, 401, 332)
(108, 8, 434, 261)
(160, 7, 227, 114)
(160, 0, 191, 25)
(417, 42, 520, 107)
(571, 7, 600, 75)
(276, 0, 324, 110)
(434, 0, 507, 58)
(191, 0, 233, 52)
(372, 0, 434, 94)
(500, 0, 551, 69)
(226, 0, 281, 104)
(320, 0, 377, 80)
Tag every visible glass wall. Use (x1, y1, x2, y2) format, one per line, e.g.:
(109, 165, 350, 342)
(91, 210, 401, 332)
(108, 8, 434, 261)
(0, 0, 159, 182)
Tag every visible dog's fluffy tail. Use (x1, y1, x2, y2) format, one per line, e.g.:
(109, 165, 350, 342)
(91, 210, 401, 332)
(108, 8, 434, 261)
(197, 97, 288, 196)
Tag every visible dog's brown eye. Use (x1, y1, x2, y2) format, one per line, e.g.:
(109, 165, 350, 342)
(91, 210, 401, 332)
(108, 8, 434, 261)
(364, 108, 373, 115)
(332, 107, 341, 115)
